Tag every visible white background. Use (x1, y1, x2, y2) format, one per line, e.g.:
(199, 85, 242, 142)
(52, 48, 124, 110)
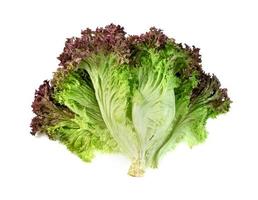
(0, 0, 257, 199)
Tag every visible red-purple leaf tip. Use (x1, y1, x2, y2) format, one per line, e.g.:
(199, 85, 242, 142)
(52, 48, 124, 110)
(58, 24, 130, 68)
(30, 80, 74, 136)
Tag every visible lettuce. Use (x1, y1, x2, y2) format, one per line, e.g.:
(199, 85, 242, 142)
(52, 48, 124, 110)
(31, 24, 231, 176)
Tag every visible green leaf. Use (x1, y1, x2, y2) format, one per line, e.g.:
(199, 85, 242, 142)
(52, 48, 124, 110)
(130, 49, 178, 167)
(50, 70, 119, 161)
(80, 53, 138, 158)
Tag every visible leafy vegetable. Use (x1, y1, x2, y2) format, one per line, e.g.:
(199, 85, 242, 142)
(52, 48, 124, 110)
(31, 24, 231, 176)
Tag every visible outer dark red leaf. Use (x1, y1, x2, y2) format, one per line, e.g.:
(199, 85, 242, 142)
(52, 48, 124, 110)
(30, 81, 74, 136)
